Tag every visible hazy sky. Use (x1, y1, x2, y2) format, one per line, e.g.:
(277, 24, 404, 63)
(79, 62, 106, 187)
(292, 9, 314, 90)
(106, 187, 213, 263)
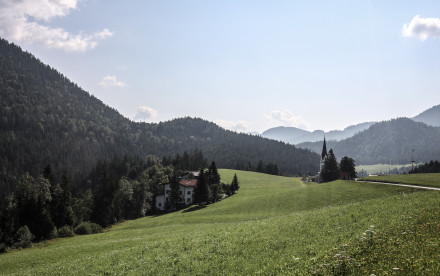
(1, 0, 440, 132)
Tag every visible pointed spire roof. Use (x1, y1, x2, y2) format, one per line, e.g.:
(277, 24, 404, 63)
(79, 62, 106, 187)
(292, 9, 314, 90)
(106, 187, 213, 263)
(321, 136, 328, 160)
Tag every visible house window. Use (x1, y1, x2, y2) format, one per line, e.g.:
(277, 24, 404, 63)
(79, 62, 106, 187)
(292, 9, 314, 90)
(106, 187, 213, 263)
(187, 198, 191, 203)
(158, 203, 162, 207)
(187, 191, 191, 195)
(179, 191, 182, 195)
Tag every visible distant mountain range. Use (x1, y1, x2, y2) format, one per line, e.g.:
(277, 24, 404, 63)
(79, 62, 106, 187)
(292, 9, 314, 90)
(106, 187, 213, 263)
(261, 105, 440, 145)
(261, 122, 375, 144)
(297, 118, 440, 165)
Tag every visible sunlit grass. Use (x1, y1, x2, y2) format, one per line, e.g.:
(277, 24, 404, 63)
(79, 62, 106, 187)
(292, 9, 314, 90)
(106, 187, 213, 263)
(0, 170, 439, 274)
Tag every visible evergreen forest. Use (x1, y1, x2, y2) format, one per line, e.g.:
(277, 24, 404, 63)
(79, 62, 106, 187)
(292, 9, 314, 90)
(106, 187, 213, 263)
(0, 37, 319, 189)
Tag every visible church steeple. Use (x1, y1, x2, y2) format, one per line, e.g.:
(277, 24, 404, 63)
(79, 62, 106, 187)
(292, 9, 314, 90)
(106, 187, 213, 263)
(319, 136, 328, 177)
(321, 136, 328, 161)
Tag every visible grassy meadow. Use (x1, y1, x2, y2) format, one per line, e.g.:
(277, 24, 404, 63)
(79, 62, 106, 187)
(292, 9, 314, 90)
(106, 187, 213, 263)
(357, 164, 413, 176)
(361, 173, 440, 188)
(1, 170, 440, 275)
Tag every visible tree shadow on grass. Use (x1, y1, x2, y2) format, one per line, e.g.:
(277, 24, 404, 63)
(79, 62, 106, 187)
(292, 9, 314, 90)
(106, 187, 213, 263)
(182, 205, 207, 213)
(150, 211, 167, 218)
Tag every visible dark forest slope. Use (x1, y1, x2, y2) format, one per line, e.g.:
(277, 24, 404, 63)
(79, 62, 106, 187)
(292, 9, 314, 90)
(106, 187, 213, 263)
(0, 38, 319, 181)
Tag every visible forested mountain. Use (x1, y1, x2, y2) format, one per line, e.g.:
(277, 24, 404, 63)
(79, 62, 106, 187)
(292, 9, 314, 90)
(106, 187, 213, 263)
(297, 118, 440, 165)
(412, 104, 440, 127)
(261, 122, 374, 144)
(0, 37, 319, 184)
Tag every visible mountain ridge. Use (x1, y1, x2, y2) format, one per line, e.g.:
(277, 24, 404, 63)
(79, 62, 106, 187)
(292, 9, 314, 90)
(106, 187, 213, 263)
(412, 104, 440, 127)
(0, 37, 319, 181)
(261, 104, 440, 145)
(296, 118, 440, 165)
(261, 121, 375, 144)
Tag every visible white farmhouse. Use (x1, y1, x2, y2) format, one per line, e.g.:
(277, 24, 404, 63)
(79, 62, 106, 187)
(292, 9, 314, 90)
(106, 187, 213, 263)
(155, 179, 197, 211)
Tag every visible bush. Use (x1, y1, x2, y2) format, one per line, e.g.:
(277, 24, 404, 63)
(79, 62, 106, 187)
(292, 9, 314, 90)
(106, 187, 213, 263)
(74, 222, 102, 235)
(58, 226, 74, 237)
(13, 225, 34, 249)
(89, 223, 102, 234)
(74, 222, 91, 235)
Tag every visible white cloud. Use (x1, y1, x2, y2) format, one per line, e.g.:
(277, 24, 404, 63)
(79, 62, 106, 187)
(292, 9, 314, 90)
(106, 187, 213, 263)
(265, 110, 310, 130)
(402, 15, 440, 41)
(216, 119, 250, 133)
(99, 75, 128, 88)
(133, 106, 158, 121)
(0, 0, 113, 52)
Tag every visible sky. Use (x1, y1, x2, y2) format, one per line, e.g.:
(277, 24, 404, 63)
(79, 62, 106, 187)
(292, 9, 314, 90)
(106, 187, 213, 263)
(1, 0, 440, 133)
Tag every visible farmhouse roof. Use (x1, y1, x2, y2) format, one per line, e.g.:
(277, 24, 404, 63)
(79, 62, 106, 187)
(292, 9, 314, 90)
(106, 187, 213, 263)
(179, 179, 197, 187)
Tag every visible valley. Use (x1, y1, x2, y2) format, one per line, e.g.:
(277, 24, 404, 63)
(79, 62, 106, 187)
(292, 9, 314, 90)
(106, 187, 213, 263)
(1, 1, 440, 274)
(1, 170, 439, 274)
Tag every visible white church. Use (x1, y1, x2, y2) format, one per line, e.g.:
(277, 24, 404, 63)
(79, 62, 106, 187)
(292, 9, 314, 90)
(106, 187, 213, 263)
(314, 137, 328, 183)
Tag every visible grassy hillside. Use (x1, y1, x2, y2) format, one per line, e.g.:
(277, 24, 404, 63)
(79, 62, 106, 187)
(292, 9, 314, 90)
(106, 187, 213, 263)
(1, 171, 439, 274)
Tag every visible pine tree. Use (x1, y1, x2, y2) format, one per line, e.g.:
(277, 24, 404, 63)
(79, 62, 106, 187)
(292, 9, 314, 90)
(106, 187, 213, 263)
(92, 166, 118, 227)
(231, 174, 239, 193)
(339, 156, 357, 180)
(320, 149, 340, 182)
(207, 161, 220, 186)
(194, 169, 211, 205)
(43, 164, 55, 186)
(168, 173, 180, 211)
(256, 160, 264, 173)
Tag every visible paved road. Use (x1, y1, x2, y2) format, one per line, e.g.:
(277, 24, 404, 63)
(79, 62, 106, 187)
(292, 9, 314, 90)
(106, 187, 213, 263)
(357, 180, 440, 191)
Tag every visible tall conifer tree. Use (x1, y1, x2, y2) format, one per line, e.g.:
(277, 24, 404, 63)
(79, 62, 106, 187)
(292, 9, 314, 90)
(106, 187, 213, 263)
(194, 169, 211, 205)
(320, 149, 340, 182)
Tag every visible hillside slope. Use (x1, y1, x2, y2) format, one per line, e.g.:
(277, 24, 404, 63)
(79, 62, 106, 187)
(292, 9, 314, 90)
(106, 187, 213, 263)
(413, 104, 440, 127)
(297, 118, 440, 165)
(1, 170, 439, 274)
(0, 38, 318, 179)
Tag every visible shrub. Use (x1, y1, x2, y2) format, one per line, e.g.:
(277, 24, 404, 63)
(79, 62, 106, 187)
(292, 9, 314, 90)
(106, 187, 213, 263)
(13, 226, 34, 249)
(58, 226, 74, 237)
(89, 223, 102, 234)
(74, 222, 91, 235)
(74, 222, 102, 235)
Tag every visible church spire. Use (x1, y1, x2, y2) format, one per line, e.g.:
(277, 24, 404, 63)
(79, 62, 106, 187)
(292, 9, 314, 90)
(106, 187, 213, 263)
(321, 136, 328, 160)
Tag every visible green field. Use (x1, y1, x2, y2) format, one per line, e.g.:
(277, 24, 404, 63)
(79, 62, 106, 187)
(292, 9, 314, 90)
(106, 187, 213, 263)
(1, 170, 440, 275)
(357, 164, 413, 176)
(361, 173, 440, 188)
